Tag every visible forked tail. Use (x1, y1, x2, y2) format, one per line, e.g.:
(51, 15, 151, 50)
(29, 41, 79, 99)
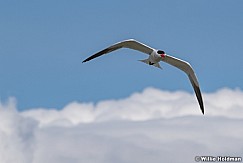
(138, 59, 162, 69)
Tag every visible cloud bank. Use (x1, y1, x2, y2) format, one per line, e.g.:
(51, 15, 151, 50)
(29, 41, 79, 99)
(0, 87, 243, 163)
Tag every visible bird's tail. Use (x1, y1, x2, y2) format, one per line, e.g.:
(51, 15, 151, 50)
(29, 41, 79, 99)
(138, 59, 162, 69)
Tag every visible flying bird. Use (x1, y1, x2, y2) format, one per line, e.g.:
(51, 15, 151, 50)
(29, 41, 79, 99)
(82, 39, 204, 114)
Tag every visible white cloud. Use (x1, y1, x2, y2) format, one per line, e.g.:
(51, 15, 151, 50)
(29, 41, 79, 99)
(0, 98, 37, 163)
(0, 87, 243, 163)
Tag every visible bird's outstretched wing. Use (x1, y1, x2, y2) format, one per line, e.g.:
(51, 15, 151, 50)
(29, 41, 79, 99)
(163, 55, 204, 114)
(82, 39, 154, 63)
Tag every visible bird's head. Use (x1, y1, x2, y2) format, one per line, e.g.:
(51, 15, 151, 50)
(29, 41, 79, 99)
(157, 50, 166, 59)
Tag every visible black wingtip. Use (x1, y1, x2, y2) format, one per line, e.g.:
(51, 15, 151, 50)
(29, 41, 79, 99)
(200, 101, 204, 115)
(201, 109, 204, 115)
(188, 75, 205, 115)
(82, 58, 88, 63)
(199, 100, 204, 115)
(198, 98, 204, 115)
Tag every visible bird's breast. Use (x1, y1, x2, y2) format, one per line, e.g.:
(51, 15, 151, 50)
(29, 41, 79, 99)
(149, 50, 161, 63)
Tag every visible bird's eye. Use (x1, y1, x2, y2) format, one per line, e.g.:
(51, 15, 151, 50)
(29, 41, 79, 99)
(157, 50, 165, 54)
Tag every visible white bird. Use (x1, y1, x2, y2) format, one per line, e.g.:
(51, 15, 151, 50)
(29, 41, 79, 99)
(82, 39, 204, 114)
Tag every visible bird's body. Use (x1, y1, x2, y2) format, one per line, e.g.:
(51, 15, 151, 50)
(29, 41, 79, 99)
(83, 39, 204, 114)
(149, 50, 163, 64)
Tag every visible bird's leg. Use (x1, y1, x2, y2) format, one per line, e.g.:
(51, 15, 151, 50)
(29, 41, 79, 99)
(149, 62, 154, 65)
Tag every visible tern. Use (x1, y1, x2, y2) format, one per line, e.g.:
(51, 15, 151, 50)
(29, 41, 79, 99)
(82, 39, 204, 114)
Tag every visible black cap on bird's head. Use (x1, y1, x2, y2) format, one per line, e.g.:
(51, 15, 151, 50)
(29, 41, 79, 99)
(157, 50, 166, 59)
(157, 50, 165, 54)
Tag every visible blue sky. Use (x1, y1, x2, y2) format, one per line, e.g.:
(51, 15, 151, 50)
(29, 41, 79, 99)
(0, 0, 243, 110)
